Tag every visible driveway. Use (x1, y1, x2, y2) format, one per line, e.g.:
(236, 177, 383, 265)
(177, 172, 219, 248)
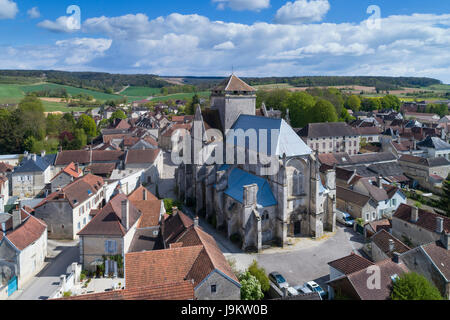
(9, 240, 80, 300)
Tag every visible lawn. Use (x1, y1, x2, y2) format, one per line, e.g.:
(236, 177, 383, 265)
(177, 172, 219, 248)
(149, 91, 210, 102)
(0, 84, 26, 103)
(121, 86, 162, 97)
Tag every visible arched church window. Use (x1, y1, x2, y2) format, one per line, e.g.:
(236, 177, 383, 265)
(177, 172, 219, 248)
(292, 170, 304, 196)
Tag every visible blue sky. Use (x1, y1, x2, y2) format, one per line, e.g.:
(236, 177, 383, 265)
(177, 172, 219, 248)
(0, 0, 450, 82)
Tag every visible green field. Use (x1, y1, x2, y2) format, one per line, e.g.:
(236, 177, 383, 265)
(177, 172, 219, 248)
(150, 91, 210, 102)
(0, 84, 25, 103)
(121, 86, 162, 97)
(21, 83, 120, 101)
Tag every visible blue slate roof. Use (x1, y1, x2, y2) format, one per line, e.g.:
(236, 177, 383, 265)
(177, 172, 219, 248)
(228, 115, 312, 158)
(224, 168, 277, 208)
(14, 154, 52, 173)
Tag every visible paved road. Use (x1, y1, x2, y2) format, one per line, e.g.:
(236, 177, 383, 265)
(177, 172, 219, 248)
(183, 206, 366, 293)
(10, 240, 79, 300)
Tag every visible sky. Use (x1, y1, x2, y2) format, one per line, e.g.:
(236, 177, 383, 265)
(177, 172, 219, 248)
(0, 0, 450, 82)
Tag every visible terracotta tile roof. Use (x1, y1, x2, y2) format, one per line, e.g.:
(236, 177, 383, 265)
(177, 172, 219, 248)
(125, 246, 204, 288)
(125, 149, 161, 165)
(0, 209, 47, 251)
(129, 229, 164, 253)
(162, 123, 192, 138)
(57, 281, 195, 300)
(92, 151, 124, 162)
(85, 163, 117, 176)
(371, 230, 411, 258)
(0, 162, 13, 173)
(422, 241, 450, 280)
(114, 119, 131, 130)
(133, 200, 163, 228)
(366, 219, 392, 234)
(393, 204, 450, 234)
(36, 174, 104, 209)
(328, 253, 375, 275)
(78, 194, 141, 237)
(55, 150, 90, 166)
(213, 75, 256, 92)
(355, 127, 381, 135)
(176, 226, 239, 284)
(330, 259, 409, 300)
(337, 186, 373, 207)
(163, 210, 194, 244)
(128, 185, 158, 202)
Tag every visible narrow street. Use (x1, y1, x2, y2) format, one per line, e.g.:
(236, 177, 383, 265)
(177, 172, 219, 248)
(9, 240, 79, 300)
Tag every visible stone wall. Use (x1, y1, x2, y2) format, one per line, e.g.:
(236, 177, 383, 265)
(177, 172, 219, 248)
(195, 271, 241, 300)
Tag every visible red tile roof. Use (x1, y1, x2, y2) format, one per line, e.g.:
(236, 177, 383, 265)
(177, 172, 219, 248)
(36, 174, 104, 209)
(393, 204, 450, 234)
(78, 194, 140, 237)
(51, 162, 82, 182)
(133, 200, 163, 228)
(0, 162, 13, 173)
(328, 253, 375, 275)
(0, 209, 47, 251)
(57, 281, 195, 300)
(125, 149, 161, 165)
(422, 241, 450, 280)
(128, 185, 158, 202)
(163, 210, 194, 244)
(371, 230, 411, 258)
(85, 163, 117, 176)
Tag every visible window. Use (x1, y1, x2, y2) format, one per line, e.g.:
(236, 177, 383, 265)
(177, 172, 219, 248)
(292, 170, 304, 196)
(83, 218, 86, 226)
(392, 199, 397, 207)
(211, 285, 217, 293)
(105, 240, 117, 254)
(77, 222, 81, 230)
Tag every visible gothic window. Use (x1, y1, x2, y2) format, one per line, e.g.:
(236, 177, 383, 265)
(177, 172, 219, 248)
(292, 170, 304, 196)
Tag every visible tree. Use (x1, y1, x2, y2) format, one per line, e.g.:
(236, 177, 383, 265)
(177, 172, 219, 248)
(391, 272, 443, 300)
(239, 272, 264, 301)
(346, 95, 361, 111)
(438, 174, 450, 217)
(311, 99, 338, 123)
(110, 110, 127, 123)
(77, 114, 97, 138)
(70, 129, 87, 150)
(283, 91, 315, 128)
(247, 260, 270, 293)
(381, 94, 401, 111)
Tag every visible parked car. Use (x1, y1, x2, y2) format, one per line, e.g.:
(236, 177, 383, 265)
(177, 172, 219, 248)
(286, 287, 299, 297)
(293, 285, 313, 294)
(304, 281, 326, 298)
(336, 210, 355, 227)
(269, 272, 289, 289)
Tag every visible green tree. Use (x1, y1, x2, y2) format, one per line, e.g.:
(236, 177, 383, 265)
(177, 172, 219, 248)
(311, 99, 338, 123)
(346, 95, 361, 111)
(18, 95, 46, 140)
(438, 174, 450, 217)
(239, 272, 264, 301)
(70, 129, 87, 150)
(247, 260, 270, 293)
(77, 114, 97, 138)
(391, 272, 443, 300)
(381, 94, 401, 111)
(110, 109, 127, 123)
(283, 91, 315, 128)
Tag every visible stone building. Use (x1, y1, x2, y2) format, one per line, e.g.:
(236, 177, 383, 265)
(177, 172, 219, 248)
(176, 75, 336, 252)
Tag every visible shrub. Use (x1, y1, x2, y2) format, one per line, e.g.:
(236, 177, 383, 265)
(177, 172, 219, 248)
(248, 261, 270, 293)
(239, 272, 264, 301)
(391, 272, 443, 300)
(63, 291, 72, 297)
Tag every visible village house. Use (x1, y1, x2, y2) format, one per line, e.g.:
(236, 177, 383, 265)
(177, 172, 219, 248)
(54, 150, 125, 171)
(336, 186, 378, 223)
(370, 229, 411, 262)
(417, 136, 450, 160)
(50, 162, 83, 193)
(0, 155, 20, 167)
(398, 154, 450, 191)
(404, 112, 441, 124)
(124, 149, 163, 186)
(298, 122, 361, 155)
(12, 152, 56, 198)
(399, 233, 449, 299)
(0, 207, 47, 299)
(327, 255, 409, 300)
(34, 174, 105, 240)
(392, 204, 449, 248)
(126, 209, 241, 300)
(0, 177, 9, 213)
(364, 219, 391, 238)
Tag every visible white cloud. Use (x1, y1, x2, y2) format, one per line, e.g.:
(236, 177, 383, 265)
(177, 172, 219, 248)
(0, 0, 18, 19)
(27, 7, 40, 19)
(275, 0, 330, 24)
(38, 15, 81, 33)
(212, 0, 270, 12)
(213, 41, 235, 50)
(6, 11, 450, 83)
(0, 38, 112, 70)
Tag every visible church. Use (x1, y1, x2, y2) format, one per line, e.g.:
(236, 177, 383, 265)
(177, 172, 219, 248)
(175, 75, 336, 252)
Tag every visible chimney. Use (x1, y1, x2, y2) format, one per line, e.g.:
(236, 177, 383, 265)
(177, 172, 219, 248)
(194, 216, 199, 227)
(377, 175, 383, 189)
(143, 189, 147, 201)
(41, 150, 46, 158)
(32, 154, 37, 162)
(121, 199, 129, 230)
(411, 207, 419, 223)
(75, 163, 79, 173)
(172, 207, 178, 215)
(436, 217, 444, 234)
(441, 233, 449, 250)
(388, 239, 395, 253)
(1, 222, 6, 235)
(393, 252, 401, 264)
(12, 209, 21, 230)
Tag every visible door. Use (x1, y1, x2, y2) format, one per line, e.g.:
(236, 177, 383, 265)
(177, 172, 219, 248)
(8, 276, 18, 297)
(294, 221, 301, 236)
